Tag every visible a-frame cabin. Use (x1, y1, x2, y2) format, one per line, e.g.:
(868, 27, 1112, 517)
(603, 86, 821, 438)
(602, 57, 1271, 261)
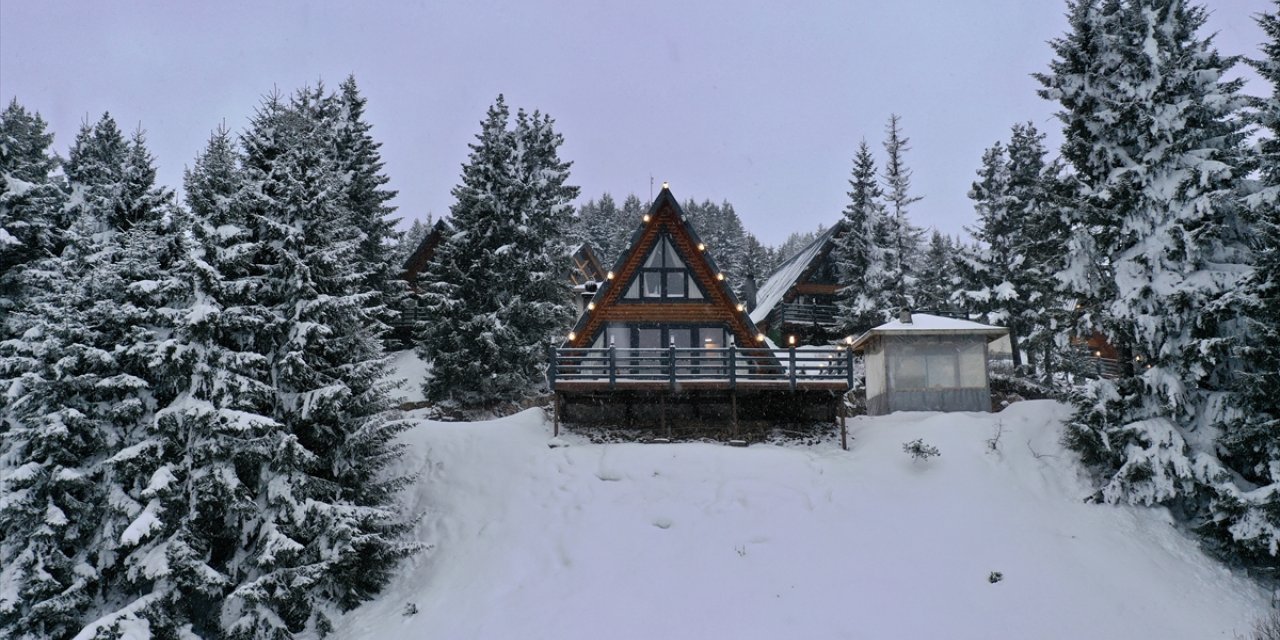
(550, 186, 854, 438)
(750, 221, 847, 344)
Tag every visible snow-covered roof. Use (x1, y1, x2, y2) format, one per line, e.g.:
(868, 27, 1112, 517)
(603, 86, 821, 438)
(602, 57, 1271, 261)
(848, 313, 1008, 350)
(750, 223, 843, 325)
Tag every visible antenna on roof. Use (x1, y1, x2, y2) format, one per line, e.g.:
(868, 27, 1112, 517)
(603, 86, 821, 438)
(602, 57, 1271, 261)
(650, 174, 654, 200)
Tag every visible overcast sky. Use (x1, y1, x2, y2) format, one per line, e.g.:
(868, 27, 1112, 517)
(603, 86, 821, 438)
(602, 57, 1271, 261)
(1, 0, 1272, 245)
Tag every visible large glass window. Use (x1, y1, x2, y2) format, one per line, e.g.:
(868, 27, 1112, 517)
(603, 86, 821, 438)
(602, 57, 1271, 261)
(623, 236, 700, 300)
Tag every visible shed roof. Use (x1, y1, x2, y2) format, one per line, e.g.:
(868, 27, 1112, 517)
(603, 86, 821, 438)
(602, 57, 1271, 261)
(848, 313, 1008, 350)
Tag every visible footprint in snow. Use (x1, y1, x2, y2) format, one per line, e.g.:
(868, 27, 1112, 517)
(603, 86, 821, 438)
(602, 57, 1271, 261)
(652, 517, 673, 529)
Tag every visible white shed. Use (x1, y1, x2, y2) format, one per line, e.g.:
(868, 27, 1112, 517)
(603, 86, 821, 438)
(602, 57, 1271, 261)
(849, 312, 1009, 416)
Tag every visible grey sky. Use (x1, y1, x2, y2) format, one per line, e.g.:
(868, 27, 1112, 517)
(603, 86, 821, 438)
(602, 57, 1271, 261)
(1, 0, 1271, 246)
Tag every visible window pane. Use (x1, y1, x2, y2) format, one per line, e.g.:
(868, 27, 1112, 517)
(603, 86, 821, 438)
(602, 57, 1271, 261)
(607, 325, 630, 349)
(670, 328, 692, 348)
(688, 282, 703, 299)
(645, 240, 666, 268)
(638, 329, 661, 349)
(666, 272, 686, 297)
(699, 328, 725, 349)
(664, 240, 684, 268)
(643, 272, 662, 297)
(625, 277, 640, 299)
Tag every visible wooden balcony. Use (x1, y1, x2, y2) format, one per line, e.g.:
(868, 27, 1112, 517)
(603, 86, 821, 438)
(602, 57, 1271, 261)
(774, 302, 840, 328)
(549, 346, 855, 393)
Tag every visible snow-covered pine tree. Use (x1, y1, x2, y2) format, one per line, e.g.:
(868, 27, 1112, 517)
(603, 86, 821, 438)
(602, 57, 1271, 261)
(217, 86, 415, 639)
(418, 96, 578, 408)
(834, 140, 895, 335)
(391, 216, 433, 269)
(1037, 0, 1270, 567)
(0, 114, 179, 639)
(915, 230, 957, 314)
(1217, 0, 1280, 571)
(335, 76, 401, 332)
(0, 100, 66, 330)
(614, 193, 647, 261)
(742, 233, 776, 290)
(575, 193, 623, 261)
(955, 124, 1062, 370)
(682, 199, 748, 292)
(880, 114, 924, 310)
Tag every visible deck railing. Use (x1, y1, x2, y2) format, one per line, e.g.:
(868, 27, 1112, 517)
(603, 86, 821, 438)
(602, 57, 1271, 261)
(549, 346, 855, 391)
(775, 303, 840, 327)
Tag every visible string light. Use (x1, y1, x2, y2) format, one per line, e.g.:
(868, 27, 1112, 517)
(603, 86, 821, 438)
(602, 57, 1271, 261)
(587, 302, 595, 311)
(788, 335, 797, 346)
(606, 271, 615, 280)
(662, 181, 669, 190)
(716, 273, 725, 281)
(698, 243, 706, 251)
(736, 303, 745, 312)
(643, 213, 651, 223)
(756, 333, 765, 342)
(568, 331, 576, 341)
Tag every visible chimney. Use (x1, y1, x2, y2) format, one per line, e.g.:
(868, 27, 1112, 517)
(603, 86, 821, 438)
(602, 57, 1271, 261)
(743, 272, 759, 312)
(899, 308, 912, 324)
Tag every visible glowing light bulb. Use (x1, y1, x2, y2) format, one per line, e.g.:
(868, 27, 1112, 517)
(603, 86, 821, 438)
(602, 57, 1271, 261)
(606, 271, 615, 280)
(716, 273, 724, 281)
(662, 181, 669, 190)
(756, 334, 765, 342)
(568, 332, 576, 341)
(788, 335, 797, 346)
(736, 303, 745, 312)
(698, 243, 706, 251)
(587, 302, 595, 311)
(643, 214, 651, 223)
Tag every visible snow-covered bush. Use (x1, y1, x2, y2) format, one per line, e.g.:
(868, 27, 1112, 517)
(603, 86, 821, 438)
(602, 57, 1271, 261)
(903, 438, 940, 462)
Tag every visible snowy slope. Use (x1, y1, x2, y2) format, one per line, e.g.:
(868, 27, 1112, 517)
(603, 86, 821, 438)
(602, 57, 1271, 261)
(338, 401, 1268, 640)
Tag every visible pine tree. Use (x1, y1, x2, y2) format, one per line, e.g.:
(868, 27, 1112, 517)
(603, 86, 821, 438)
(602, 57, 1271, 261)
(916, 230, 956, 314)
(391, 216, 433, 268)
(1037, 0, 1270, 567)
(834, 141, 895, 334)
(335, 76, 400, 331)
(0, 100, 66, 328)
(1219, 0, 1280, 570)
(0, 114, 178, 639)
(575, 193, 624, 261)
(219, 87, 415, 639)
(418, 95, 578, 408)
(881, 114, 924, 310)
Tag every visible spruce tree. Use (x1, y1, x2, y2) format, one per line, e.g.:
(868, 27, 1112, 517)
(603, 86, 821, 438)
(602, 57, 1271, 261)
(834, 141, 895, 334)
(1220, 0, 1280, 570)
(881, 114, 924, 310)
(220, 87, 415, 638)
(916, 230, 957, 314)
(335, 76, 400, 331)
(0, 114, 178, 639)
(0, 100, 66, 328)
(418, 96, 578, 408)
(1038, 0, 1270, 567)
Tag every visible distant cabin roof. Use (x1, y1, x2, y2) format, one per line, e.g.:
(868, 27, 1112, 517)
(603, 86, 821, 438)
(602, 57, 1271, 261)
(849, 313, 1008, 350)
(750, 223, 844, 325)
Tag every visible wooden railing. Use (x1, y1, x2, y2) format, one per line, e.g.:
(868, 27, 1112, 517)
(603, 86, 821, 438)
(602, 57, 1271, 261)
(549, 346, 855, 391)
(776, 303, 840, 327)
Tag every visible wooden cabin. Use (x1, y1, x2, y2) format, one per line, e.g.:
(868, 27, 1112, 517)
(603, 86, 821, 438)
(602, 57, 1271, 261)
(849, 311, 1009, 416)
(567, 242, 607, 318)
(550, 187, 854, 438)
(388, 219, 449, 343)
(750, 221, 847, 345)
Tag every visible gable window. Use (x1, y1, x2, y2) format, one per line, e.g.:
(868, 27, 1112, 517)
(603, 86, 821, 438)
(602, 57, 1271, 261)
(624, 235, 703, 300)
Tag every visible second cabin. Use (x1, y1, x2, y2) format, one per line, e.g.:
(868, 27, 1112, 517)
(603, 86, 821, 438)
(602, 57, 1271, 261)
(549, 187, 854, 435)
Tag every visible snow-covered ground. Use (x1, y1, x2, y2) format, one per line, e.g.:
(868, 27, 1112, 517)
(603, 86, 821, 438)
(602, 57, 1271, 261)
(338, 400, 1269, 639)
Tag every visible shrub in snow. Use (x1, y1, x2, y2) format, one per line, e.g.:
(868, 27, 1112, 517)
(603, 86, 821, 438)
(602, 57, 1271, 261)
(988, 571, 1004, 584)
(903, 438, 940, 462)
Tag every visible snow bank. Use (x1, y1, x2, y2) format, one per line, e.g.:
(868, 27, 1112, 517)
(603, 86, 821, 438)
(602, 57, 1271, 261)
(386, 349, 430, 404)
(338, 401, 1268, 639)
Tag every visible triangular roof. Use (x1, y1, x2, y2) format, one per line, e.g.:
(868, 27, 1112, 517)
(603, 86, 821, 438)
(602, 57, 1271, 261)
(848, 313, 1008, 350)
(567, 241, 607, 286)
(401, 218, 449, 285)
(563, 187, 766, 349)
(749, 221, 846, 325)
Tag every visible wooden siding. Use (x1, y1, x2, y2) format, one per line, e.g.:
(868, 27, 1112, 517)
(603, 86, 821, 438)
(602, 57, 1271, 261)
(566, 189, 761, 349)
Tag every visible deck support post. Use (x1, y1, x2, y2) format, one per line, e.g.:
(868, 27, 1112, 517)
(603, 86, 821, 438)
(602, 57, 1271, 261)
(840, 394, 847, 451)
(661, 394, 669, 438)
(728, 345, 736, 390)
(608, 345, 617, 390)
(731, 391, 739, 438)
(789, 347, 797, 392)
(553, 392, 561, 437)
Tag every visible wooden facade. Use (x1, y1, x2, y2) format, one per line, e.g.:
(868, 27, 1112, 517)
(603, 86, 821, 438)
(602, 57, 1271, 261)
(750, 221, 847, 344)
(551, 187, 853, 441)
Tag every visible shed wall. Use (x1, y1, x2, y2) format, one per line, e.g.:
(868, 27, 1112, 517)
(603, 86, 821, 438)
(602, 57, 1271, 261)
(869, 334, 992, 415)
